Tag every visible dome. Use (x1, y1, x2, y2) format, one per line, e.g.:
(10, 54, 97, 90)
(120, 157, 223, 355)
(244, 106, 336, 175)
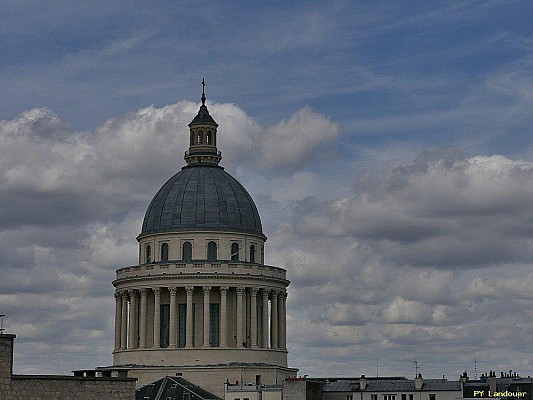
(140, 164, 264, 238)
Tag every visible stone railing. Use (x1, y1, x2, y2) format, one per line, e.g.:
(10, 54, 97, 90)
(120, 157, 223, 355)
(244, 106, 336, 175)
(116, 261, 286, 280)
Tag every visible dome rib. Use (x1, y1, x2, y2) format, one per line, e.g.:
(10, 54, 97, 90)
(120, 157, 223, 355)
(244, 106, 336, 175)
(140, 164, 264, 238)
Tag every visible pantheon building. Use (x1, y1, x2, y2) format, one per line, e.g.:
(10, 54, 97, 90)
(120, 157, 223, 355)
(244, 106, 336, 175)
(103, 83, 297, 396)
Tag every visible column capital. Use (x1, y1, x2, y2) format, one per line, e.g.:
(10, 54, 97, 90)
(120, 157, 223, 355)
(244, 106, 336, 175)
(203, 286, 211, 294)
(220, 286, 229, 294)
(128, 289, 137, 297)
(236, 287, 245, 294)
(185, 286, 194, 294)
(120, 290, 129, 299)
(114, 292, 121, 300)
(169, 287, 178, 295)
(250, 287, 259, 296)
(262, 288, 271, 296)
(139, 288, 148, 296)
(152, 287, 162, 296)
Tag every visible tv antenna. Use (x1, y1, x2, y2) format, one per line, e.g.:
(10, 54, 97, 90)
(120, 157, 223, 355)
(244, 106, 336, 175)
(0, 314, 5, 334)
(413, 360, 419, 377)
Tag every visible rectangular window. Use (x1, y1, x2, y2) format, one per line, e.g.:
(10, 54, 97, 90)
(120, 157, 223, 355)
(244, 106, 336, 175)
(384, 395, 396, 400)
(409, 395, 414, 400)
(429, 395, 436, 400)
(402, 395, 407, 400)
(179, 303, 186, 348)
(178, 303, 195, 347)
(372, 395, 378, 400)
(160, 304, 170, 348)
(210, 303, 220, 347)
(346, 396, 353, 400)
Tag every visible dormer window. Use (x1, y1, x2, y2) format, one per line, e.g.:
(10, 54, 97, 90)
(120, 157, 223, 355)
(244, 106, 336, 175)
(145, 244, 152, 263)
(207, 241, 217, 261)
(231, 242, 239, 261)
(250, 244, 256, 263)
(182, 242, 192, 261)
(161, 243, 169, 262)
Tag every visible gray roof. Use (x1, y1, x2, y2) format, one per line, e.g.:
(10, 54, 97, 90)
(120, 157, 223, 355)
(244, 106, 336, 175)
(136, 376, 221, 400)
(141, 164, 263, 237)
(323, 379, 461, 393)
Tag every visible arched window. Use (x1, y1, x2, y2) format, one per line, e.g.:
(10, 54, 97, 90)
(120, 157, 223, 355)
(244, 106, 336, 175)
(182, 242, 192, 261)
(249, 244, 256, 263)
(145, 244, 152, 263)
(161, 243, 169, 262)
(206, 131, 212, 145)
(207, 241, 217, 261)
(190, 131, 195, 146)
(197, 130, 203, 144)
(231, 242, 239, 261)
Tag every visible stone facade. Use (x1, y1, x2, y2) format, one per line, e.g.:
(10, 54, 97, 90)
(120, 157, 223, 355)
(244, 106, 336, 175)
(108, 84, 297, 396)
(0, 334, 136, 400)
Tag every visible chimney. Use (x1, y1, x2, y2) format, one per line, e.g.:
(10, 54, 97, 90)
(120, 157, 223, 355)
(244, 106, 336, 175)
(487, 371, 496, 393)
(0, 334, 16, 381)
(360, 375, 367, 391)
(415, 374, 423, 390)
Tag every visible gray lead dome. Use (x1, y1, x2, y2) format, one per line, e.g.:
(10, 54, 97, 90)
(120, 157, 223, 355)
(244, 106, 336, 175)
(140, 164, 264, 238)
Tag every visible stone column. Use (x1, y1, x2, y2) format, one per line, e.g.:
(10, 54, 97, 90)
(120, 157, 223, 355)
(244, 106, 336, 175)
(279, 291, 286, 350)
(262, 289, 270, 348)
(250, 287, 259, 348)
(120, 291, 128, 350)
(203, 286, 211, 347)
(114, 292, 122, 351)
(270, 290, 278, 349)
(153, 288, 161, 348)
(139, 288, 148, 348)
(128, 290, 138, 349)
(220, 287, 228, 347)
(185, 286, 194, 348)
(169, 287, 177, 348)
(236, 287, 244, 347)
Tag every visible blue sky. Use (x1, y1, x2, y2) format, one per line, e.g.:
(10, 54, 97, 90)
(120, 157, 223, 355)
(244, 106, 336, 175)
(1, 0, 533, 382)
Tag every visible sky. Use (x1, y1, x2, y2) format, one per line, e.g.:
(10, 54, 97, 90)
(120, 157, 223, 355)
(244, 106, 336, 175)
(1, 0, 533, 381)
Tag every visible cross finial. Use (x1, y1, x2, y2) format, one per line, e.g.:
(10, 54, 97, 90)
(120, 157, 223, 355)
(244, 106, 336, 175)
(201, 78, 206, 105)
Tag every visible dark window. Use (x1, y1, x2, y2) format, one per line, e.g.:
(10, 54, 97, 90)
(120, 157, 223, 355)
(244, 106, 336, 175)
(210, 303, 220, 347)
(161, 243, 169, 261)
(249, 244, 255, 263)
(160, 304, 170, 348)
(179, 303, 187, 348)
(145, 245, 151, 263)
(372, 395, 378, 400)
(402, 395, 407, 400)
(207, 241, 217, 261)
(182, 242, 192, 261)
(231, 242, 239, 261)
(429, 395, 436, 400)
(178, 303, 195, 347)
(206, 131, 212, 145)
(190, 131, 195, 146)
(198, 130, 203, 144)
(409, 395, 413, 400)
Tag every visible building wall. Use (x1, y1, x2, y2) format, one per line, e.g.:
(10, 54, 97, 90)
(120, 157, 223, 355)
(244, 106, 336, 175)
(122, 365, 297, 397)
(0, 334, 136, 400)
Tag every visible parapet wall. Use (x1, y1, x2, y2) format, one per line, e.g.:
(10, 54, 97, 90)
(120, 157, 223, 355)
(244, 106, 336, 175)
(0, 334, 136, 400)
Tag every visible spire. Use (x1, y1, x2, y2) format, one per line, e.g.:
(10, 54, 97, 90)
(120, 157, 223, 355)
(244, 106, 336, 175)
(201, 78, 206, 105)
(184, 79, 221, 165)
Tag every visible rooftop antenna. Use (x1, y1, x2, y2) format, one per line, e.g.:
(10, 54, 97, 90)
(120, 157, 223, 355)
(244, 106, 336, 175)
(474, 353, 478, 379)
(0, 314, 5, 334)
(413, 360, 419, 377)
(376, 358, 379, 377)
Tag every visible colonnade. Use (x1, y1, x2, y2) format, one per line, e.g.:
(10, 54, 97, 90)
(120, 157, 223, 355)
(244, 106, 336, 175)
(114, 286, 287, 352)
